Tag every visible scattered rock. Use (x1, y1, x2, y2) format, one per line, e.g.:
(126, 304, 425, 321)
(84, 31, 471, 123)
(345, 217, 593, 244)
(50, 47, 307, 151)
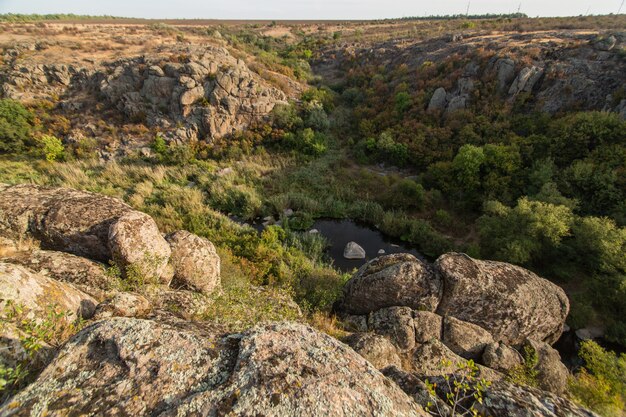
(2, 319, 429, 416)
(341, 253, 441, 315)
(166, 230, 221, 295)
(435, 253, 569, 346)
(343, 241, 366, 259)
(377, 249, 386, 255)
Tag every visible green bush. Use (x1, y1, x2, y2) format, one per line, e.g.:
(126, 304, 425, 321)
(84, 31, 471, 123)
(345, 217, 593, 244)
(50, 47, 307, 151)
(0, 99, 35, 153)
(38, 134, 64, 162)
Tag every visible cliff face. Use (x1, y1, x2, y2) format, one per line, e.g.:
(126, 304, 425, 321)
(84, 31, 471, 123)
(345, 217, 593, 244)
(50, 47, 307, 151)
(316, 30, 626, 117)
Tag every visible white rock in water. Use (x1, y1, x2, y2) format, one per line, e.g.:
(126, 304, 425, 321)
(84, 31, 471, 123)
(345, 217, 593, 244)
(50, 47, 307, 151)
(575, 327, 604, 340)
(344, 242, 366, 259)
(309, 229, 319, 234)
(378, 249, 386, 255)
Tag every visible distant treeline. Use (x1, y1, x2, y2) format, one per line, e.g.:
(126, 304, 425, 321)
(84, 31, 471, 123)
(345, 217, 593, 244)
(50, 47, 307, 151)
(396, 13, 528, 21)
(0, 13, 127, 22)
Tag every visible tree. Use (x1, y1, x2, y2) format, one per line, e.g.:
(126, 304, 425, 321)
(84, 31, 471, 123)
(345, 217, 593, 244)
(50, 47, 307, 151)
(0, 99, 35, 153)
(479, 198, 573, 264)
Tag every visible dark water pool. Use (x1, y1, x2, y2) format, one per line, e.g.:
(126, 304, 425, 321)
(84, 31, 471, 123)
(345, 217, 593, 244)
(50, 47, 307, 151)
(310, 219, 425, 272)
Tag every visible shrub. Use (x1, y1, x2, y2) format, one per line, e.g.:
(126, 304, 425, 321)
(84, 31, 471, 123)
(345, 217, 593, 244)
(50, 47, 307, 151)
(0, 99, 35, 153)
(38, 134, 64, 161)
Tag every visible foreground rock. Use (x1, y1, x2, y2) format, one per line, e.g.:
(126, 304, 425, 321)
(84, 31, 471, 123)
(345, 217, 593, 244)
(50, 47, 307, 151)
(1, 318, 428, 417)
(0, 184, 172, 282)
(1, 249, 110, 300)
(0, 262, 97, 322)
(166, 230, 221, 295)
(340, 253, 440, 315)
(435, 253, 569, 346)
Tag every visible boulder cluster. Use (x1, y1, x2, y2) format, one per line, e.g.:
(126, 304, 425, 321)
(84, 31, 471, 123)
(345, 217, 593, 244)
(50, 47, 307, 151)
(0, 184, 597, 416)
(338, 252, 574, 402)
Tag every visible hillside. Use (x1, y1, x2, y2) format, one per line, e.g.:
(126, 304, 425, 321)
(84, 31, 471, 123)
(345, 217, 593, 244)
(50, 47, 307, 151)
(0, 15, 625, 417)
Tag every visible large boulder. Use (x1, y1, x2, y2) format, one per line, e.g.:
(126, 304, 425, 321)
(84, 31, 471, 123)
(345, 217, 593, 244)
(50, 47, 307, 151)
(108, 211, 173, 284)
(165, 230, 221, 295)
(435, 253, 569, 346)
(0, 184, 173, 283)
(427, 87, 447, 111)
(442, 315, 494, 360)
(341, 254, 441, 315)
(413, 311, 443, 343)
(2, 249, 111, 300)
(0, 262, 97, 322)
(2, 319, 429, 417)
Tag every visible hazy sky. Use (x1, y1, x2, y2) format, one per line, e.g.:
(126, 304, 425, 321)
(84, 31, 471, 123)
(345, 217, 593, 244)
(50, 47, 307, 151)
(0, 0, 623, 20)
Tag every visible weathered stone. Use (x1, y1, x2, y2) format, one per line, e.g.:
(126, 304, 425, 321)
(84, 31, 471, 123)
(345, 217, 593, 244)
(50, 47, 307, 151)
(343, 241, 366, 259)
(0, 262, 97, 322)
(166, 230, 221, 295)
(445, 95, 467, 113)
(427, 87, 447, 111)
(481, 342, 523, 373)
(435, 253, 569, 346)
(382, 366, 452, 415)
(341, 253, 441, 315)
(342, 314, 368, 332)
(495, 58, 516, 91)
(442, 316, 494, 360)
(369, 307, 416, 351)
(413, 311, 443, 343)
(524, 339, 569, 395)
(2, 319, 428, 417)
(2, 249, 110, 300)
(93, 292, 152, 319)
(345, 332, 403, 369)
(477, 381, 599, 417)
(509, 66, 543, 95)
(108, 211, 173, 284)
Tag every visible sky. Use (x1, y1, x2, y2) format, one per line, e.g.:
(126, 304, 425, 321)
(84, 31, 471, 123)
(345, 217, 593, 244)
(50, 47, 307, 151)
(0, 0, 623, 20)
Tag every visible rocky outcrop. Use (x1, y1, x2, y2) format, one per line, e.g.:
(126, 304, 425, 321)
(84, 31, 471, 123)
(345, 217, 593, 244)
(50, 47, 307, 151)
(1, 318, 428, 417)
(0, 184, 173, 282)
(508, 66, 544, 95)
(166, 230, 220, 295)
(524, 339, 569, 395)
(0, 262, 97, 322)
(435, 253, 569, 346)
(427, 87, 447, 111)
(340, 253, 440, 315)
(442, 315, 494, 360)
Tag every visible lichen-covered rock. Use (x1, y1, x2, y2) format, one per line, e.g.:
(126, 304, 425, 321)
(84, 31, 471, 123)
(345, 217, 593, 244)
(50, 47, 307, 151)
(345, 332, 402, 369)
(481, 342, 523, 373)
(165, 230, 220, 295)
(0, 262, 97, 322)
(93, 292, 152, 319)
(524, 339, 569, 395)
(413, 311, 443, 343)
(369, 307, 416, 351)
(435, 253, 569, 346)
(442, 316, 494, 360)
(2, 249, 110, 300)
(476, 381, 599, 417)
(382, 366, 452, 415)
(1, 319, 429, 417)
(341, 254, 441, 315)
(108, 211, 173, 284)
(0, 184, 173, 285)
